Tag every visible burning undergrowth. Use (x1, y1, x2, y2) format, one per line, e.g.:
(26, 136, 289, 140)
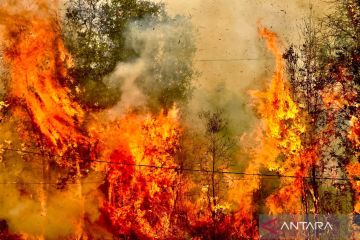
(0, 0, 189, 239)
(0, 0, 358, 239)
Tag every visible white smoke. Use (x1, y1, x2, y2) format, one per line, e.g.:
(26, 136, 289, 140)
(105, 15, 195, 116)
(104, 59, 147, 118)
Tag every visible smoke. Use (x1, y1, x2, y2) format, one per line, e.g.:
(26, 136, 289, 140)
(147, 0, 330, 217)
(0, 0, 332, 238)
(105, 15, 195, 116)
(0, 1, 195, 237)
(152, 0, 329, 135)
(148, 0, 331, 183)
(0, 117, 105, 239)
(0, 1, 106, 239)
(104, 59, 147, 118)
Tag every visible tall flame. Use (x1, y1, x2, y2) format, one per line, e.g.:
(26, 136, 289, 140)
(0, 2, 87, 155)
(234, 27, 315, 221)
(257, 27, 316, 214)
(0, 2, 92, 238)
(91, 108, 181, 238)
(347, 110, 360, 213)
(1, 0, 351, 238)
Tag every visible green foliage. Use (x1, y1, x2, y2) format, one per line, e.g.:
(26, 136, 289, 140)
(63, 0, 163, 108)
(65, 0, 163, 76)
(63, 0, 195, 111)
(321, 0, 360, 87)
(124, 16, 196, 111)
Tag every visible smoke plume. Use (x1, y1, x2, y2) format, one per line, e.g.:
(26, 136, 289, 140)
(105, 15, 195, 116)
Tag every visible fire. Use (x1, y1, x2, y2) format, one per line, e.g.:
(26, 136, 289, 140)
(0, 0, 356, 238)
(0, 2, 88, 157)
(321, 80, 357, 110)
(235, 27, 315, 219)
(0, 2, 183, 238)
(349, 115, 360, 149)
(92, 108, 181, 238)
(347, 111, 359, 213)
(320, 59, 359, 214)
(347, 162, 360, 213)
(257, 28, 316, 214)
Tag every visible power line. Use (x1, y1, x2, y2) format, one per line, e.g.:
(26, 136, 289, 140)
(0, 181, 104, 185)
(194, 58, 272, 62)
(1, 147, 358, 182)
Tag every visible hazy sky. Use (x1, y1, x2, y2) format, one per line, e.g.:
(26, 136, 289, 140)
(154, 0, 328, 87)
(152, 0, 328, 133)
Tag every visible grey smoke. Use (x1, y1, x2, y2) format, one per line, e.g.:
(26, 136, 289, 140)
(105, 15, 195, 116)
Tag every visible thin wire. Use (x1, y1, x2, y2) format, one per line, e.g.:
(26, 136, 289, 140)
(0, 181, 104, 185)
(1, 147, 358, 182)
(194, 58, 272, 62)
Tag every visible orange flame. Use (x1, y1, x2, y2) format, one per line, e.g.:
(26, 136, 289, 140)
(349, 115, 360, 149)
(235, 27, 315, 218)
(0, 1, 87, 155)
(346, 162, 360, 213)
(346, 113, 360, 213)
(321, 82, 357, 110)
(0, 1, 342, 238)
(91, 108, 181, 238)
(257, 27, 315, 214)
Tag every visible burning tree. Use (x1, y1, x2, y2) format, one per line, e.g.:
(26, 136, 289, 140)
(283, 0, 359, 214)
(91, 109, 182, 239)
(191, 109, 236, 238)
(239, 26, 316, 216)
(0, 0, 190, 238)
(0, 0, 359, 239)
(1, 4, 90, 157)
